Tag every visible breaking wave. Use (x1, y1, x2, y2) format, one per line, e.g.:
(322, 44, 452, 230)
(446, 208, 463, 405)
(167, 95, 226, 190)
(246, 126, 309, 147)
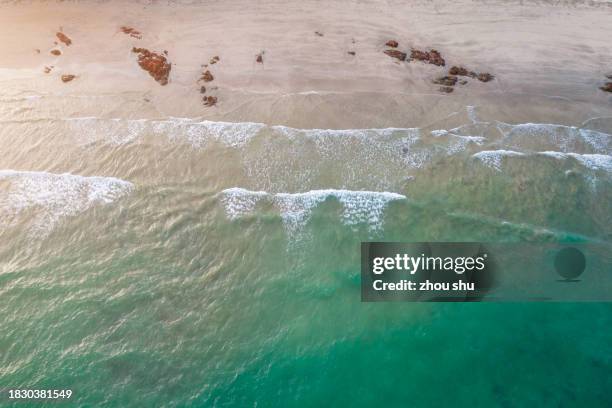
(0, 170, 133, 238)
(220, 187, 405, 233)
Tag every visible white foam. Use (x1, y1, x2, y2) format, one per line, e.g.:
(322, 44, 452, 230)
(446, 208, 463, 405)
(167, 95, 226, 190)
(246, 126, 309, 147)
(473, 150, 526, 171)
(0, 170, 133, 237)
(218, 187, 267, 220)
(497, 122, 611, 154)
(220, 188, 405, 233)
(539, 152, 612, 174)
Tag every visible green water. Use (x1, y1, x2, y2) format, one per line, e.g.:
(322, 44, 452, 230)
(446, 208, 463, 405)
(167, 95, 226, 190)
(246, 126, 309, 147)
(1, 175, 611, 406)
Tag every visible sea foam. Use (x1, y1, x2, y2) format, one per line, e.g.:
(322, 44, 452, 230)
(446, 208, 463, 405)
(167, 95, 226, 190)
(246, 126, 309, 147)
(0, 170, 133, 237)
(219, 188, 406, 233)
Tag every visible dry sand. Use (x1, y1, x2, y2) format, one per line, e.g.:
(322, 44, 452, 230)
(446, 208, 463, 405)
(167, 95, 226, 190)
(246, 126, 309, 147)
(0, 0, 611, 128)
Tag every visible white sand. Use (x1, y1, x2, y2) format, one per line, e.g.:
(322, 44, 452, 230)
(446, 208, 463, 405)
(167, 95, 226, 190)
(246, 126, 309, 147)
(0, 0, 611, 127)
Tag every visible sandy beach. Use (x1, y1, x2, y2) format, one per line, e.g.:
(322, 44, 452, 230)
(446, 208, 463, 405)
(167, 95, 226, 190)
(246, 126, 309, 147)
(1, 0, 611, 128)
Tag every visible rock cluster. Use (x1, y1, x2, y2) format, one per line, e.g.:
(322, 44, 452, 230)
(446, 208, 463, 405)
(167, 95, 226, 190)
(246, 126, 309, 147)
(198, 57, 221, 107)
(449, 66, 494, 82)
(132, 47, 172, 85)
(432, 65, 495, 93)
(410, 48, 445, 66)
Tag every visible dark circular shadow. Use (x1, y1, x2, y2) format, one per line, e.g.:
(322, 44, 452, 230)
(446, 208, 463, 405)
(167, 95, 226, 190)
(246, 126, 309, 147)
(554, 247, 586, 280)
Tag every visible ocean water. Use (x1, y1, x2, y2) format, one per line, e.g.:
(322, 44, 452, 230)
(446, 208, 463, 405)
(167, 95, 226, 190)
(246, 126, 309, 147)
(1, 92, 611, 407)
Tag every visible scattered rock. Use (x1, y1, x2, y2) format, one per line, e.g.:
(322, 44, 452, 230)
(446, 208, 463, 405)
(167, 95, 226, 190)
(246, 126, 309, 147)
(120, 26, 142, 39)
(439, 86, 454, 93)
(347, 51, 356, 56)
(476, 72, 494, 83)
(410, 48, 445, 66)
(132, 47, 171, 85)
(56, 31, 72, 46)
(43, 66, 53, 74)
(203, 95, 218, 107)
(449, 66, 473, 76)
(433, 76, 458, 86)
(384, 49, 407, 61)
(385, 40, 399, 48)
(200, 85, 207, 94)
(61, 74, 76, 83)
(199, 70, 214, 82)
(210, 56, 220, 65)
(448, 65, 494, 82)
(315, 31, 324, 37)
(50, 49, 61, 56)
(256, 53, 264, 64)
(601, 82, 612, 93)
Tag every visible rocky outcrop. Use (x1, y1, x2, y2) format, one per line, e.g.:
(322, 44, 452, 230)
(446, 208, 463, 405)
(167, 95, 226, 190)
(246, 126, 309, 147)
(132, 47, 171, 85)
(203, 95, 218, 106)
(410, 48, 445, 66)
(384, 49, 407, 61)
(199, 70, 214, 82)
(448, 66, 494, 82)
(56, 32, 72, 46)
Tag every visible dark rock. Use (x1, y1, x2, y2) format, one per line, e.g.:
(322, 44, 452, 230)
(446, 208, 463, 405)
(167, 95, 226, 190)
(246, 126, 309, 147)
(315, 31, 324, 37)
(199, 70, 214, 82)
(458, 79, 468, 85)
(210, 56, 220, 64)
(601, 82, 612, 93)
(449, 66, 472, 76)
(347, 51, 356, 56)
(43, 66, 53, 74)
(200, 86, 206, 94)
(256, 53, 264, 63)
(50, 49, 61, 56)
(410, 48, 445, 66)
(120, 26, 142, 39)
(476, 72, 494, 82)
(386, 40, 399, 48)
(203, 95, 218, 107)
(132, 47, 171, 85)
(439, 86, 454, 93)
(433, 76, 458, 86)
(56, 31, 72, 46)
(384, 49, 407, 61)
(61, 74, 76, 83)
(606, 74, 612, 80)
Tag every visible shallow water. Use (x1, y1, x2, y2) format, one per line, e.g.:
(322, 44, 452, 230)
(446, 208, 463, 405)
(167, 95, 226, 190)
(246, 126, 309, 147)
(1, 87, 611, 407)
